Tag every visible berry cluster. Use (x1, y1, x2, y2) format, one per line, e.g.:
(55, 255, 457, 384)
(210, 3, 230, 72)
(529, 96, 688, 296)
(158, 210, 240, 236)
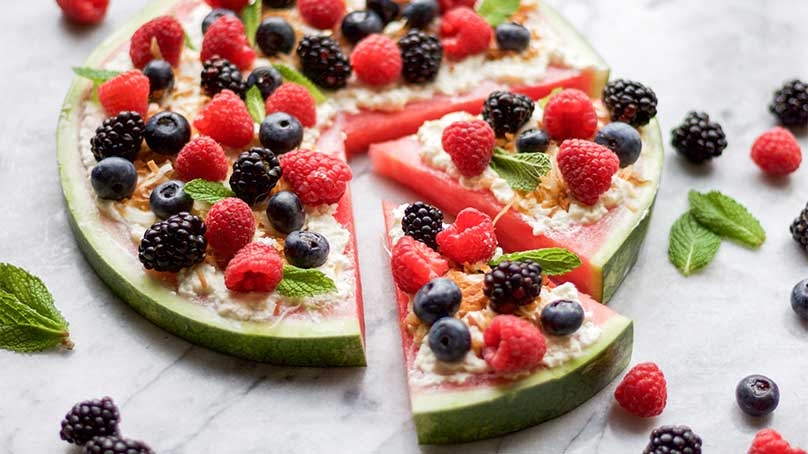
(59, 397, 152, 453)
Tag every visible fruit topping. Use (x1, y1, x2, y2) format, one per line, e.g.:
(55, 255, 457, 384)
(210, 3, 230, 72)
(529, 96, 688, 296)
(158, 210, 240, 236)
(441, 119, 495, 177)
(201, 15, 256, 71)
(557, 139, 620, 206)
(438, 0, 476, 13)
(341, 10, 384, 44)
(142, 59, 174, 101)
(391, 236, 449, 293)
(428, 317, 471, 362)
(540, 299, 584, 336)
(402, 201, 444, 250)
(90, 157, 137, 201)
(90, 111, 145, 162)
(256, 17, 296, 56)
(284, 231, 331, 268)
(138, 213, 207, 272)
(59, 397, 120, 446)
(224, 242, 284, 292)
(266, 191, 305, 234)
(516, 129, 550, 154)
(56, 0, 109, 25)
(594, 121, 643, 168)
(279, 149, 352, 205)
(298, 0, 346, 30)
(482, 91, 535, 138)
(351, 34, 403, 86)
(671, 111, 727, 164)
(770, 79, 808, 127)
(202, 8, 238, 34)
(367, 0, 400, 24)
(413, 277, 461, 325)
(264, 0, 295, 7)
(749, 429, 805, 454)
(97, 70, 150, 118)
(144, 111, 191, 155)
(129, 16, 184, 68)
(484, 260, 542, 314)
(436, 208, 497, 264)
(296, 35, 352, 90)
(259, 112, 304, 155)
(403, 0, 438, 29)
(206, 198, 257, 263)
(193, 89, 255, 148)
(264, 82, 317, 128)
(602, 79, 658, 127)
(175, 136, 229, 182)
(246, 66, 283, 100)
(542, 88, 598, 141)
(483, 315, 546, 373)
(230, 147, 283, 205)
(736, 374, 780, 417)
(790, 278, 808, 320)
(643, 426, 702, 454)
(83, 435, 154, 454)
(495, 22, 530, 52)
(399, 30, 443, 85)
(440, 7, 492, 60)
(201, 56, 247, 98)
(149, 180, 193, 219)
(614, 362, 667, 417)
(751, 127, 802, 176)
(204, 0, 250, 12)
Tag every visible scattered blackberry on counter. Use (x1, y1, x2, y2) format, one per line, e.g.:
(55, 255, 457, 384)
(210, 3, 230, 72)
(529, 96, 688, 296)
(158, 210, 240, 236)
(516, 129, 550, 153)
(59, 397, 120, 446)
(263, 0, 295, 7)
(413, 277, 461, 325)
(791, 279, 808, 320)
(144, 111, 191, 155)
(296, 35, 352, 90)
(91, 157, 138, 201)
(403, 0, 438, 29)
(83, 436, 154, 454)
(201, 56, 246, 98)
(142, 59, 174, 100)
(202, 8, 238, 34)
(482, 91, 535, 137)
(246, 66, 283, 100)
(671, 111, 727, 164)
(484, 260, 543, 314)
(256, 17, 296, 56)
(341, 10, 384, 44)
(266, 190, 305, 234)
(428, 316, 471, 362)
(540, 300, 584, 336)
(229, 147, 283, 205)
(791, 204, 808, 252)
(367, 0, 399, 24)
(149, 180, 193, 219)
(399, 30, 443, 84)
(259, 112, 304, 155)
(138, 212, 207, 272)
(284, 231, 330, 268)
(770, 79, 808, 127)
(643, 425, 702, 454)
(402, 201, 444, 250)
(736, 374, 780, 417)
(90, 111, 145, 162)
(595, 121, 643, 167)
(495, 22, 530, 52)
(602, 79, 658, 127)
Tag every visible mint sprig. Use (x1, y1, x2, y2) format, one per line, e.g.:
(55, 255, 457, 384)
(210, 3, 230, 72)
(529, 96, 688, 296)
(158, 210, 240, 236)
(184, 179, 235, 204)
(489, 147, 551, 192)
(277, 265, 337, 298)
(273, 63, 327, 104)
(245, 85, 265, 124)
(668, 212, 721, 276)
(72, 67, 121, 84)
(183, 28, 196, 50)
(688, 190, 765, 248)
(477, 0, 521, 27)
(242, 0, 262, 47)
(489, 248, 581, 275)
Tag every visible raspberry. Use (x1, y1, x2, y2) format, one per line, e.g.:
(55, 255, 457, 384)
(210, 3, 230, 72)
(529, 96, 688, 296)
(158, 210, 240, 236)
(56, 0, 109, 25)
(441, 119, 495, 177)
(436, 208, 497, 264)
(279, 149, 353, 205)
(175, 136, 229, 182)
(265, 83, 317, 128)
(557, 139, 620, 206)
(224, 243, 284, 292)
(298, 0, 345, 30)
(438, 0, 476, 12)
(204, 0, 250, 12)
(751, 127, 802, 176)
(749, 429, 806, 454)
(206, 198, 256, 263)
(350, 34, 402, 86)
(542, 88, 598, 141)
(390, 236, 449, 293)
(483, 315, 546, 373)
(97, 70, 150, 118)
(193, 90, 255, 148)
(440, 7, 492, 60)
(129, 16, 185, 68)
(614, 362, 667, 418)
(201, 15, 256, 70)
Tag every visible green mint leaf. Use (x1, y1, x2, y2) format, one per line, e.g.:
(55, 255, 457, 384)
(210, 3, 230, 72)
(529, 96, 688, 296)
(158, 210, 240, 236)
(184, 179, 235, 203)
(273, 63, 327, 104)
(688, 190, 766, 248)
(489, 147, 551, 192)
(668, 212, 721, 276)
(72, 67, 121, 84)
(489, 248, 581, 275)
(477, 0, 521, 26)
(539, 87, 563, 109)
(246, 85, 265, 124)
(183, 27, 197, 50)
(0, 263, 67, 328)
(277, 265, 337, 298)
(241, 0, 262, 47)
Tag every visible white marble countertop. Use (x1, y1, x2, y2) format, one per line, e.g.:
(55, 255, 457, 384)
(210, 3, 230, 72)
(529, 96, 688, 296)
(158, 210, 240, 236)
(2, 0, 808, 452)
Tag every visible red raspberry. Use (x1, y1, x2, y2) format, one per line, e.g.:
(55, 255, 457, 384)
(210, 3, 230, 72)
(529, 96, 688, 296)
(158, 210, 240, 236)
(441, 120, 495, 177)
(129, 16, 185, 68)
(279, 149, 353, 205)
(391, 236, 449, 294)
(265, 83, 317, 128)
(749, 429, 806, 454)
(194, 90, 255, 149)
(614, 362, 667, 418)
(438, 0, 476, 12)
(440, 7, 492, 60)
(97, 70, 150, 118)
(224, 242, 284, 292)
(350, 35, 402, 86)
(298, 0, 345, 30)
(436, 208, 497, 264)
(483, 315, 546, 373)
(557, 139, 620, 206)
(206, 198, 257, 263)
(201, 15, 256, 70)
(751, 127, 802, 176)
(204, 0, 250, 12)
(56, 0, 109, 25)
(175, 136, 229, 182)
(542, 89, 598, 141)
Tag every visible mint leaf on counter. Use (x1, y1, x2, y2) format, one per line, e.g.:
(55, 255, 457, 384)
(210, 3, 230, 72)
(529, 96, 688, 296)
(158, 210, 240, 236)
(272, 63, 327, 104)
(668, 212, 721, 276)
(184, 179, 235, 204)
(242, 0, 262, 47)
(688, 190, 766, 248)
(72, 67, 121, 84)
(246, 85, 265, 124)
(489, 248, 581, 275)
(277, 265, 337, 298)
(478, 0, 521, 27)
(489, 147, 551, 192)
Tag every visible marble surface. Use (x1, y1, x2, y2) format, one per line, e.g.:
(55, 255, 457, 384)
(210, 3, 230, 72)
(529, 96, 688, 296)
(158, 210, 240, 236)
(2, 0, 808, 452)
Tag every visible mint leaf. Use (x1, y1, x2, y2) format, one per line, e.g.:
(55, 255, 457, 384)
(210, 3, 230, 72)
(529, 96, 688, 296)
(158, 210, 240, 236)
(183, 28, 196, 50)
(277, 265, 337, 297)
(72, 67, 121, 84)
(246, 85, 265, 124)
(668, 212, 721, 276)
(688, 190, 766, 248)
(241, 0, 262, 47)
(489, 148, 551, 192)
(477, 0, 521, 26)
(273, 63, 327, 104)
(184, 179, 235, 203)
(539, 87, 563, 109)
(489, 248, 581, 275)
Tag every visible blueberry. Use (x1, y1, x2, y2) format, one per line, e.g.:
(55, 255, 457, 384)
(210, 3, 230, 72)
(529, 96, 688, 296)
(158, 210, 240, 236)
(246, 66, 283, 100)
(516, 129, 550, 153)
(413, 278, 462, 325)
(142, 60, 174, 101)
(341, 10, 384, 44)
(259, 112, 304, 155)
(266, 191, 305, 234)
(790, 279, 808, 320)
(428, 317, 471, 362)
(91, 157, 138, 201)
(285, 231, 330, 269)
(202, 8, 237, 34)
(144, 111, 191, 155)
(495, 22, 531, 52)
(256, 17, 296, 56)
(595, 122, 643, 168)
(149, 180, 194, 219)
(263, 0, 295, 7)
(540, 300, 585, 336)
(367, 0, 399, 24)
(736, 375, 780, 417)
(402, 0, 438, 29)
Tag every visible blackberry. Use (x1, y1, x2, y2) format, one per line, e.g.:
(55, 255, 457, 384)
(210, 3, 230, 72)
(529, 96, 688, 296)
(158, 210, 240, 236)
(90, 112, 145, 162)
(482, 91, 535, 137)
(671, 111, 727, 164)
(643, 425, 702, 454)
(484, 260, 542, 314)
(59, 397, 120, 446)
(201, 57, 246, 98)
(770, 79, 808, 127)
(83, 436, 154, 454)
(602, 79, 658, 127)
(229, 147, 283, 205)
(398, 30, 443, 84)
(402, 201, 443, 250)
(296, 35, 352, 90)
(790, 203, 808, 251)
(138, 213, 207, 272)
(263, 0, 295, 7)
